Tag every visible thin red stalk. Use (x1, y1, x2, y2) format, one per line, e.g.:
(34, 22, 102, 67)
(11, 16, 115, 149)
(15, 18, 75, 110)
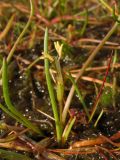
(50, 15, 101, 25)
(89, 53, 113, 122)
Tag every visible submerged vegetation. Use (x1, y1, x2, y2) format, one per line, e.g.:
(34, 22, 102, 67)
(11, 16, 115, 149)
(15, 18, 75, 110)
(0, 0, 120, 159)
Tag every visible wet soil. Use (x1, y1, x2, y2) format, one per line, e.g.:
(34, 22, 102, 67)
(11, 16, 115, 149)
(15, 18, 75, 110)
(0, 44, 120, 159)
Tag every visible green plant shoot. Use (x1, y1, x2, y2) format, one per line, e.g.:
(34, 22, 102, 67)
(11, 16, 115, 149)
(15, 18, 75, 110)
(2, 58, 43, 135)
(44, 28, 62, 143)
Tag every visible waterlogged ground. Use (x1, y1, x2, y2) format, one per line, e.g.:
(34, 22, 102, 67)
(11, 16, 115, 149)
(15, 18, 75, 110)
(0, 0, 120, 160)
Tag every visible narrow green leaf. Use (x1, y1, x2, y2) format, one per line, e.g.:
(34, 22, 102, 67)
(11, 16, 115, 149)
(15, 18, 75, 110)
(0, 103, 27, 127)
(0, 149, 32, 160)
(68, 73, 90, 118)
(44, 28, 62, 143)
(2, 59, 43, 135)
(7, 0, 34, 63)
(62, 117, 76, 144)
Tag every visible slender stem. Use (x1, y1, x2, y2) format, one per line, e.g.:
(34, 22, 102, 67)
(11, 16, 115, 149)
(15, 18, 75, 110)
(44, 28, 62, 143)
(94, 109, 104, 127)
(80, 10, 88, 36)
(99, 0, 113, 13)
(89, 54, 113, 122)
(111, 50, 117, 109)
(62, 117, 76, 145)
(7, 0, 34, 63)
(62, 20, 119, 125)
(26, 56, 43, 71)
(54, 57, 64, 124)
(0, 14, 15, 41)
(0, 0, 34, 78)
